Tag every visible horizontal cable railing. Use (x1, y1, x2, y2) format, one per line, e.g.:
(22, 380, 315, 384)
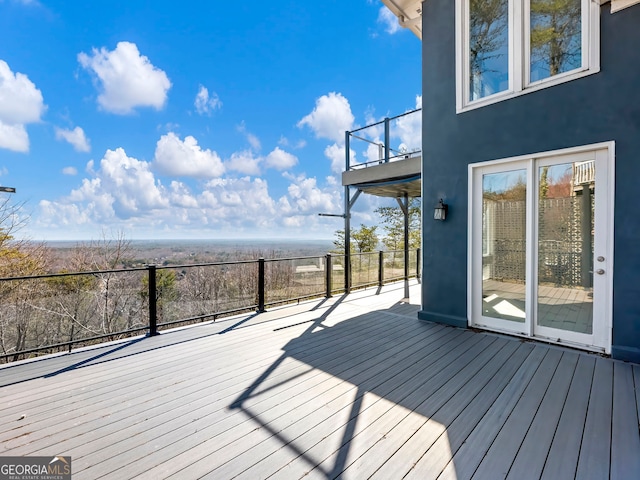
(0, 249, 420, 363)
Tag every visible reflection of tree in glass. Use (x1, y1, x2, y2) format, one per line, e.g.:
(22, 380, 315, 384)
(484, 178, 527, 201)
(539, 165, 573, 199)
(530, 0, 582, 79)
(469, 0, 508, 96)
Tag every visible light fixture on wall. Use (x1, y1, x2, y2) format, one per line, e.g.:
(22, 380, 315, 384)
(434, 198, 448, 221)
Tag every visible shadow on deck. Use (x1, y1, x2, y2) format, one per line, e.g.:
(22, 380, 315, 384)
(0, 280, 638, 479)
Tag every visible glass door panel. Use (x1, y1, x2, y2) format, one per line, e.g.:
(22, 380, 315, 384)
(471, 146, 611, 352)
(482, 170, 527, 323)
(537, 162, 594, 335)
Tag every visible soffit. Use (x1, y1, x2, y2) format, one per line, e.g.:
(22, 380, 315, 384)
(380, 0, 423, 39)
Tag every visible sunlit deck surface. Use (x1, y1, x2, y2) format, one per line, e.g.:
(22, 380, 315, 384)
(1, 280, 639, 479)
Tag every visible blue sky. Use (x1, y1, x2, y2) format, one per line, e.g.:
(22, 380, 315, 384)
(0, 0, 421, 241)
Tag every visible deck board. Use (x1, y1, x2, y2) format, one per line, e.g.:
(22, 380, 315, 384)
(437, 345, 549, 480)
(576, 357, 613, 480)
(356, 337, 521, 480)
(0, 280, 638, 480)
(540, 354, 595, 480)
(611, 361, 640, 479)
(470, 348, 563, 480)
(506, 351, 579, 479)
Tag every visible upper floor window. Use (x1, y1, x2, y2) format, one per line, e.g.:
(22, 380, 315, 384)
(457, 0, 600, 111)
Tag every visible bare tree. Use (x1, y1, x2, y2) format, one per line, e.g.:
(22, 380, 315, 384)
(0, 197, 51, 360)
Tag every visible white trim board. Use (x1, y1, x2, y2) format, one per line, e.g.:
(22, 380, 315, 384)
(611, 0, 640, 12)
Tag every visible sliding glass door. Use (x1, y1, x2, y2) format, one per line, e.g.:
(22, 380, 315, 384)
(470, 146, 612, 352)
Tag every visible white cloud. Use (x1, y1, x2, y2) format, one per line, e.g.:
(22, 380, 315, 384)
(378, 6, 402, 35)
(78, 41, 171, 114)
(279, 174, 342, 216)
(194, 85, 222, 115)
(99, 148, 168, 214)
(168, 181, 198, 208)
(393, 95, 422, 152)
(154, 132, 225, 178)
(298, 92, 354, 144)
(364, 139, 384, 163)
(0, 60, 45, 152)
(225, 150, 262, 175)
(186, 177, 280, 230)
(62, 166, 78, 175)
(33, 143, 345, 237)
(324, 142, 358, 174)
(278, 136, 307, 149)
(65, 148, 167, 218)
(0, 123, 29, 153)
(38, 200, 91, 227)
(55, 126, 90, 152)
(237, 122, 261, 150)
(265, 147, 297, 171)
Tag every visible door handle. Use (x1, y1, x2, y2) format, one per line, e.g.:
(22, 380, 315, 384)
(596, 269, 605, 275)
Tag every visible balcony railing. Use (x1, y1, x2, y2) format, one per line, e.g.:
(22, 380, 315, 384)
(573, 159, 595, 186)
(346, 108, 422, 171)
(0, 249, 420, 363)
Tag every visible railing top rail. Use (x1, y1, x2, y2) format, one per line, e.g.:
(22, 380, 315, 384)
(348, 151, 422, 170)
(156, 259, 258, 270)
(0, 249, 406, 283)
(263, 254, 330, 263)
(0, 266, 150, 283)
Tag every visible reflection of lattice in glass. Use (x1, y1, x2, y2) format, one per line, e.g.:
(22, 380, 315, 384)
(484, 195, 593, 288)
(485, 200, 527, 283)
(538, 194, 593, 288)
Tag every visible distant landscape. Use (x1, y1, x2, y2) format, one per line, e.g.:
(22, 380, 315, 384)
(44, 238, 335, 272)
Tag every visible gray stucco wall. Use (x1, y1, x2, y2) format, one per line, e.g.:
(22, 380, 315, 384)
(419, 1, 640, 362)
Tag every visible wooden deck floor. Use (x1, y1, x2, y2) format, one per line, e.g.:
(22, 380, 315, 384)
(1, 280, 639, 479)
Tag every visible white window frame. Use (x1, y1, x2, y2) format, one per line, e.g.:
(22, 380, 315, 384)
(456, 0, 600, 113)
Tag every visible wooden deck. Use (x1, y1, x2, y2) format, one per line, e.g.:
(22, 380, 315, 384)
(1, 280, 639, 479)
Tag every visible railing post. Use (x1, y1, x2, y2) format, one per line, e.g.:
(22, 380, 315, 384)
(384, 117, 390, 163)
(325, 253, 333, 298)
(416, 247, 421, 280)
(148, 265, 158, 336)
(257, 258, 266, 312)
(378, 250, 384, 288)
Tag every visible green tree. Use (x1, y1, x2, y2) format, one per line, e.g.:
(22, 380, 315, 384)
(530, 0, 581, 77)
(375, 198, 421, 251)
(469, 0, 509, 92)
(332, 225, 379, 254)
(352, 224, 378, 253)
(539, 166, 550, 199)
(332, 229, 351, 254)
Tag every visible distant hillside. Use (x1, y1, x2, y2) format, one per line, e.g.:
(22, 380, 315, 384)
(45, 239, 334, 272)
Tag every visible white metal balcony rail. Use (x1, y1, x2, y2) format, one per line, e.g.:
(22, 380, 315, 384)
(573, 159, 595, 186)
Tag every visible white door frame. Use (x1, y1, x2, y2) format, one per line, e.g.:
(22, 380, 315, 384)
(468, 142, 615, 353)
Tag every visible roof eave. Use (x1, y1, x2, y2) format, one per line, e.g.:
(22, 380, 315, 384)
(380, 0, 423, 40)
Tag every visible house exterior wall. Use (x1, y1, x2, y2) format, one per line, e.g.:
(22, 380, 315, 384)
(419, 1, 640, 362)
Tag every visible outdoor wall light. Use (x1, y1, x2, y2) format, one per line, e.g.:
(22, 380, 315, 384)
(434, 198, 448, 221)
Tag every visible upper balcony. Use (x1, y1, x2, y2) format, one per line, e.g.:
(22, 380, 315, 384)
(573, 159, 596, 189)
(342, 108, 421, 199)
